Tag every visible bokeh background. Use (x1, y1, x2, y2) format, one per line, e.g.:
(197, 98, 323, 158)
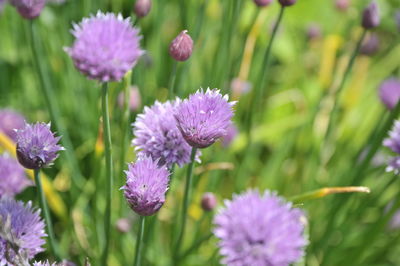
(1, 0, 400, 265)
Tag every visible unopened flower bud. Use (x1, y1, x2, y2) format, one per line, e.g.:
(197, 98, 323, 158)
(10, 0, 46, 19)
(278, 0, 297, 7)
(115, 218, 132, 233)
(201, 192, 217, 211)
(335, 0, 349, 12)
(134, 0, 151, 18)
(169, 30, 193, 62)
(362, 1, 380, 29)
(253, 0, 273, 7)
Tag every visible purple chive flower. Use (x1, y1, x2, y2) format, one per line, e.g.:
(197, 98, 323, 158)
(231, 78, 252, 99)
(386, 157, 400, 174)
(15, 122, 64, 170)
(383, 121, 400, 154)
(201, 192, 217, 212)
(117, 85, 141, 112)
(221, 124, 238, 148)
(362, 1, 380, 29)
(253, 0, 273, 7)
(335, 0, 349, 12)
(10, 0, 46, 19)
(122, 156, 169, 216)
(306, 24, 322, 41)
(66, 12, 143, 82)
(379, 78, 400, 110)
(0, 198, 46, 264)
(169, 30, 194, 62)
(133, 100, 201, 168)
(278, 0, 297, 7)
(0, 109, 25, 141)
(174, 89, 236, 149)
(134, 0, 151, 18)
(0, 153, 31, 197)
(213, 190, 307, 266)
(360, 33, 379, 55)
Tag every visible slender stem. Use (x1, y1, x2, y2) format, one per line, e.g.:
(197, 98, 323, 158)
(246, 6, 285, 136)
(28, 21, 85, 192)
(34, 169, 60, 260)
(174, 147, 197, 260)
(168, 61, 178, 99)
(101, 82, 114, 266)
(324, 29, 367, 142)
(133, 216, 146, 266)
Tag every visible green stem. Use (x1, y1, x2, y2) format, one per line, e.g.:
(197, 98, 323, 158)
(133, 216, 145, 266)
(28, 21, 85, 192)
(246, 5, 285, 136)
(34, 169, 60, 260)
(174, 147, 197, 261)
(101, 82, 114, 266)
(324, 29, 367, 142)
(168, 61, 178, 99)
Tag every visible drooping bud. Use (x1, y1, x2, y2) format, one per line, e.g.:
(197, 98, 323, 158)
(253, 0, 273, 7)
(278, 0, 297, 7)
(134, 0, 152, 18)
(10, 0, 46, 19)
(169, 30, 193, 62)
(362, 1, 380, 29)
(335, 0, 349, 12)
(201, 192, 217, 211)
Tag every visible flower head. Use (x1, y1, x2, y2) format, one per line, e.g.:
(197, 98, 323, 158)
(221, 124, 238, 148)
(117, 85, 141, 112)
(201, 192, 217, 212)
(15, 122, 64, 169)
(10, 0, 46, 19)
(0, 198, 46, 264)
(362, 1, 380, 29)
(174, 89, 236, 149)
(278, 0, 297, 7)
(213, 190, 307, 266)
(379, 78, 400, 110)
(360, 33, 379, 55)
(335, 0, 349, 12)
(253, 0, 273, 7)
(0, 109, 25, 141)
(66, 12, 143, 82)
(0, 153, 31, 197)
(133, 99, 201, 168)
(383, 121, 400, 154)
(122, 156, 169, 216)
(134, 0, 151, 18)
(169, 30, 193, 61)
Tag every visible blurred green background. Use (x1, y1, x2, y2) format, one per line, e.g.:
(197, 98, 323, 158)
(1, 0, 400, 265)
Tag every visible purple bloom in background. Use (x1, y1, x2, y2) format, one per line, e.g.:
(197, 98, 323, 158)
(379, 78, 400, 110)
(335, 0, 349, 12)
(10, 0, 46, 19)
(117, 85, 141, 112)
(66, 12, 143, 82)
(231, 78, 252, 100)
(0, 198, 46, 264)
(360, 33, 380, 55)
(362, 1, 380, 29)
(133, 100, 200, 168)
(15, 122, 64, 169)
(169, 30, 193, 62)
(213, 190, 307, 266)
(0, 153, 31, 197)
(306, 23, 322, 41)
(389, 208, 400, 229)
(122, 156, 169, 216)
(396, 10, 400, 32)
(0, 109, 25, 141)
(174, 89, 236, 149)
(253, 0, 273, 7)
(383, 121, 400, 154)
(221, 124, 238, 148)
(386, 157, 400, 174)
